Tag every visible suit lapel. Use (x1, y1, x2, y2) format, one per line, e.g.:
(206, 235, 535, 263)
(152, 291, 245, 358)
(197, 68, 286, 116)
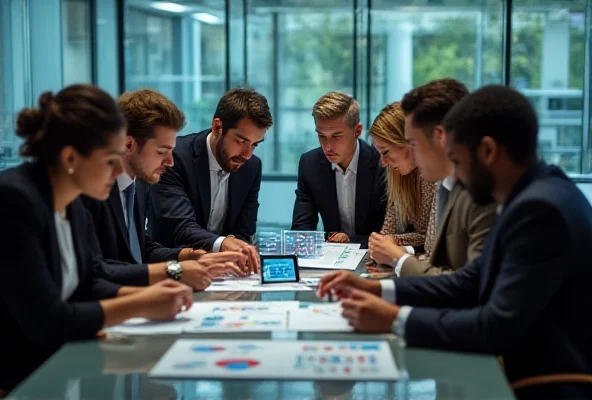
(107, 182, 130, 247)
(354, 142, 375, 234)
(193, 133, 212, 224)
(47, 209, 63, 290)
(33, 162, 63, 287)
(478, 216, 503, 301)
(430, 183, 462, 263)
(319, 156, 341, 231)
(68, 203, 87, 286)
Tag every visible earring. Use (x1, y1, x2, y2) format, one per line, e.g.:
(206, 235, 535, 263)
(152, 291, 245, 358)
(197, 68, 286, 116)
(68, 168, 74, 175)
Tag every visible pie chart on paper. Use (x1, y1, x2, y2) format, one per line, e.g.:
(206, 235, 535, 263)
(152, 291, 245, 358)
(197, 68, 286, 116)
(215, 358, 260, 370)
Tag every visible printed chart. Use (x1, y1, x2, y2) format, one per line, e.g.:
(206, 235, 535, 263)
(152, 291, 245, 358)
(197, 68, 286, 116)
(149, 339, 399, 381)
(105, 301, 353, 335)
(206, 275, 314, 292)
(184, 312, 288, 333)
(288, 303, 353, 332)
(298, 243, 367, 270)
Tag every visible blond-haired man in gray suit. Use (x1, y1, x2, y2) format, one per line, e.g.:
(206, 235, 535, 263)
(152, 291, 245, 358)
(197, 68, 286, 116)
(369, 78, 497, 277)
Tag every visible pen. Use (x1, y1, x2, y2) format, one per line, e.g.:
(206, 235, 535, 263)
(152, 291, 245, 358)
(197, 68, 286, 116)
(327, 232, 338, 241)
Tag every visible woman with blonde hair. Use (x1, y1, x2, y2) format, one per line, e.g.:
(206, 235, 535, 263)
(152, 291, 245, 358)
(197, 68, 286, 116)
(367, 101, 436, 266)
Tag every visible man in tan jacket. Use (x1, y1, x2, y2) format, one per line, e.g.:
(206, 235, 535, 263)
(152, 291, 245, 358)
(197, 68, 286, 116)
(369, 79, 497, 276)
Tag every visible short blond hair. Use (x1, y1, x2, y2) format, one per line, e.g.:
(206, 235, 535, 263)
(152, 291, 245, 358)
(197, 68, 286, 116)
(312, 91, 360, 128)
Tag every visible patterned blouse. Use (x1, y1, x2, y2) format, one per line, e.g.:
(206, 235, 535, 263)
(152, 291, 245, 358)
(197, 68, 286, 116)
(380, 174, 437, 253)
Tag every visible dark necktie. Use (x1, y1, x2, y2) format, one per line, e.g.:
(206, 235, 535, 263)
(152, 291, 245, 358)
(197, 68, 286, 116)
(124, 182, 142, 263)
(436, 183, 450, 226)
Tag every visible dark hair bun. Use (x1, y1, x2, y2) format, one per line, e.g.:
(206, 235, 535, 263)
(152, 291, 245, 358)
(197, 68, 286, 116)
(15, 84, 126, 164)
(16, 91, 55, 157)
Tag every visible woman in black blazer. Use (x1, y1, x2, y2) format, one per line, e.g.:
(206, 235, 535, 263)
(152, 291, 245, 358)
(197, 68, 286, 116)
(0, 84, 193, 394)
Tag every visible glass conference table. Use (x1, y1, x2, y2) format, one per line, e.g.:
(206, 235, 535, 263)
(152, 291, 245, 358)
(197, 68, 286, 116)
(9, 264, 515, 400)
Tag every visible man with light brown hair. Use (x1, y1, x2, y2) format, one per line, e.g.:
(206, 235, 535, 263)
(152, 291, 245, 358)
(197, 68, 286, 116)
(83, 88, 246, 290)
(291, 91, 386, 248)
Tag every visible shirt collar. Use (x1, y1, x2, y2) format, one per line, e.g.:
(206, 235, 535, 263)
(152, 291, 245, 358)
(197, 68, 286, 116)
(332, 139, 360, 174)
(206, 132, 224, 172)
(442, 174, 454, 191)
(116, 173, 135, 192)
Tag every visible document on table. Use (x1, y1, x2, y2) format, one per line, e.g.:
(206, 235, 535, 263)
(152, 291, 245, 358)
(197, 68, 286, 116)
(206, 275, 314, 292)
(288, 303, 353, 332)
(102, 316, 190, 335)
(104, 300, 359, 335)
(150, 339, 400, 381)
(298, 243, 367, 270)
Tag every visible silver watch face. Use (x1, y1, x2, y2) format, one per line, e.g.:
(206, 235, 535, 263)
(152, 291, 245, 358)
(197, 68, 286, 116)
(167, 263, 183, 280)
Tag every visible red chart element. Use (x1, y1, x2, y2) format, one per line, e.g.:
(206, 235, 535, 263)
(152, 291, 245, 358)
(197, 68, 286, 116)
(191, 346, 226, 352)
(216, 358, 260, 370)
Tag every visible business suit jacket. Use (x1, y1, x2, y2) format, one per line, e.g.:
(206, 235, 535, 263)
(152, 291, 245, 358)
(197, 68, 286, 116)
(399, 182, 497, 276)
(395, 162, 592, 386)
(0, 162, 122, 392)
(81, 180, 182, 286)
(291, 140, 386, 247)
(148, 129, 261, 250)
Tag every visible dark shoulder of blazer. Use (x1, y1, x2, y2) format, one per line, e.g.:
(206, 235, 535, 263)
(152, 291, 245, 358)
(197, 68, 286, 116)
(0, 162, 118, 392)
(148, 129, 262, 249)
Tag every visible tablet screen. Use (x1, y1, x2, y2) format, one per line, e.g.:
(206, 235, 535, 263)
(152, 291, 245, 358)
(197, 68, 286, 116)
(261, 256, 299, 283)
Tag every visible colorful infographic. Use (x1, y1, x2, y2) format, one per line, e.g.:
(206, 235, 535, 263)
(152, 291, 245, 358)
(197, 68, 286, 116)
(288, 303, 353, 332)
(184, 312, 288, 333)
(149, 339, 400, 381)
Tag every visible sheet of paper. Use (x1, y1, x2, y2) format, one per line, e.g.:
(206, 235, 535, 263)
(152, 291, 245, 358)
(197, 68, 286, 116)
(149, 339, 399, 381)
(102, 316, 190, 335)
(298, 243, 366, 270)
(183, 312, 288, 333)
(288, 303, 353, 332)
(206, 278, 313, 292)
(191, 301, 300, 314)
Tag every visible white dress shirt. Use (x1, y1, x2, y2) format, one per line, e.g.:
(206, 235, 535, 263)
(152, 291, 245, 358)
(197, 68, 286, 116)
(116, 173, 135, 227)
(54, 212, 79, 301)
(383, 173, 455, 336)
(332, 140, 360, 237)
(206, 133, 230, 252)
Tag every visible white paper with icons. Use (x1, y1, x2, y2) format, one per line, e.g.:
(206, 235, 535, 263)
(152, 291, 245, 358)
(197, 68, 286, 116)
(288, 302, 353, 332)
(298, 243, 366, 270)
(149, 339, 400, 381)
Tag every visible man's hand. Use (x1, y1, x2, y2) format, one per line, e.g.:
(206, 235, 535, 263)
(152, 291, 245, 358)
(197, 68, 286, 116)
(341, 288, 400, 333)
(197, 251, 248, 276)
(368, 233, 407, 265)
(220, 237, 260, 274)
(136, 280, 193, 321)
(328, 232, 350, 243)
(316, 270, 381, 299)
(178, 248, 208, 262)
(204, 262, 245, 278)
(179, 260, 213, 291)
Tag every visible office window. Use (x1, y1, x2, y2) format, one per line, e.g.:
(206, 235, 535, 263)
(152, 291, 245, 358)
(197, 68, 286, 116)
(62, 0, 93, 86)
(370, 0, 504, 121)
(511, 0, 588, 173)
(246, 1, 356, 175)
(247, 0, 505, 176)
(125, 0, 226, 134)
(0, 0, 28, 171)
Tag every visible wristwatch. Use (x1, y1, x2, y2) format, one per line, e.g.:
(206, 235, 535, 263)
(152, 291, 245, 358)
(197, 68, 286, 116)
(166, 261, 183, 281)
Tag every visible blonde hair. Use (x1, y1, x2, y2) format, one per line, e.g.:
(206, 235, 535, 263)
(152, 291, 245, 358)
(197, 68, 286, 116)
(312, 91, 360, 128)
(370, 102, 421, 229)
